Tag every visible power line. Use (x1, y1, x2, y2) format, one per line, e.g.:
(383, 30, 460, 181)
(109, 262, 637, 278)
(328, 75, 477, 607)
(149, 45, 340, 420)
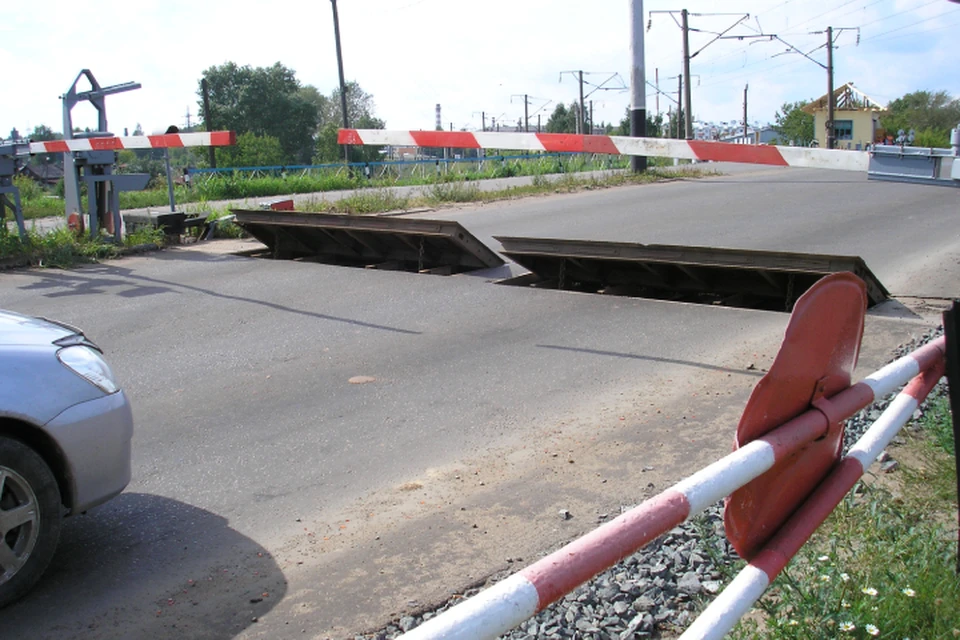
(696, 0, 893, 72)
(860, 16, 960, 45)
(780, 0, 861, 34)
(860, 5, 960, 43)
(856, 0, 940, 29)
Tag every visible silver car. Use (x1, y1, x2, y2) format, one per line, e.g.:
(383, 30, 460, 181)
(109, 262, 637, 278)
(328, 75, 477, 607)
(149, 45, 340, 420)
(0, 309, 133, 608)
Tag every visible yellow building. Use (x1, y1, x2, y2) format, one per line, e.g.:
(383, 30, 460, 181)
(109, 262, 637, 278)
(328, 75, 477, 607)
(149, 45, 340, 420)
(802, 83, 885, 150)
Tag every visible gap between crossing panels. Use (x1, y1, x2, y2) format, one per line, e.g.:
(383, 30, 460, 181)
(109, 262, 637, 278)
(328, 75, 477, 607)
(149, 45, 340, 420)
(231, 209, 504, 275)
(494, 236, 889, 312)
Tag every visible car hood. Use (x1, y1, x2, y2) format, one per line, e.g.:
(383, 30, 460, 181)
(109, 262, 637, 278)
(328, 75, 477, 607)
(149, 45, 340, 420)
(0, 309, 78, 346)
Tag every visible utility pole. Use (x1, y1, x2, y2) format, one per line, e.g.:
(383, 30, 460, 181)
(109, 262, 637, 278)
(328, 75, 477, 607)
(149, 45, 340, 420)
(649, 10, 754, 141)
(482, 111, 486, 132)
(681, 9, 693, 139)
(677, 75, 683, 139)
(330, 0, 350, 164)
(768, 27, 857, 149)
(743, 84, 749, 143)
(630, 0, 647, 172)
(561, 70, 625, 134)
(655, 68, 660, 116)
(578, 71, 585, 134)
(512, 95, 529, 132)
(826, 26, 835, 150)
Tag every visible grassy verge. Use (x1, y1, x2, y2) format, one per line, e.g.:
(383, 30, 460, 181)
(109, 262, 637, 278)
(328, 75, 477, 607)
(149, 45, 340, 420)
(0, 224, 165, 269)
(729, 384, 959, 639)
(18, 153, 668, 219)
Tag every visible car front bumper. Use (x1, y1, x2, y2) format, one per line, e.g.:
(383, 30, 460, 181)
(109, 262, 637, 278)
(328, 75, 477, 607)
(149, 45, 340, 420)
(44, 389, 134, 513)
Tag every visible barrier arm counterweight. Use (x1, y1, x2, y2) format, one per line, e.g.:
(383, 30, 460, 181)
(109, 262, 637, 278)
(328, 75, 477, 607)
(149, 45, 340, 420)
(397, 332, 947, 640)
(680, 360, 946, 640)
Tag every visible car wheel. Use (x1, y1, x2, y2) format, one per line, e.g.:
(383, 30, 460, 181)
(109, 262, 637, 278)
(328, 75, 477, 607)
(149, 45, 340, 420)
(0, 437, 62, 609)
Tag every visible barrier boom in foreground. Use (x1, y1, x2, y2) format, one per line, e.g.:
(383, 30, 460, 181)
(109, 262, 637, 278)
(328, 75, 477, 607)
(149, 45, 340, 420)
(680, 359, 946, 640)
(28, 131, 236, 154)
(337, 129, 870, 172)
(396, 274, 947, 640)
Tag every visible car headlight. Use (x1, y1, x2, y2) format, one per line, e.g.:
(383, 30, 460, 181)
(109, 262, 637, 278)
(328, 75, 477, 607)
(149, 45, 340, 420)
(57, 345, 120, 394)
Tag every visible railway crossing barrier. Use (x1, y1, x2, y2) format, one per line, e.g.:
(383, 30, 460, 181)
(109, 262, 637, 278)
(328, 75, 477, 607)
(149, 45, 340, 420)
(1, 131, 236, 243)
(338, 129, 870, 172)
(338, 126, 960, 186)
(1, 69, 236, 243)
(389, 273, 953, 640)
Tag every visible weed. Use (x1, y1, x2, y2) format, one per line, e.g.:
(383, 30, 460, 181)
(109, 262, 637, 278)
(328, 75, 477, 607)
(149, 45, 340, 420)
(921, 393, 955, 455)
(729, 397, 959, 640)
(427, 181, 482, 203)
(328, 189, 412, 215)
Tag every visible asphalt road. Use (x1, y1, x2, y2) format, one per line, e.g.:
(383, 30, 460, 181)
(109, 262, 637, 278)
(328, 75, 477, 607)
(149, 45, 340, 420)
(0, 165, 957, 639)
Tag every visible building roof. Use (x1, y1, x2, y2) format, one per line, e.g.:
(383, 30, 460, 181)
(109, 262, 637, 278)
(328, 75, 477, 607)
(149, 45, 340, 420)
(801, 83, 885, 114)
(19, 162, 64, 184)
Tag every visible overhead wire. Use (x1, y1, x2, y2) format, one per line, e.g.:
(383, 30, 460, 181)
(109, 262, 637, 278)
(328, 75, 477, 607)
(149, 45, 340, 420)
(859, 5, 960, 43)
(690, 0, 934, 86)
(643, 0, 957, 123)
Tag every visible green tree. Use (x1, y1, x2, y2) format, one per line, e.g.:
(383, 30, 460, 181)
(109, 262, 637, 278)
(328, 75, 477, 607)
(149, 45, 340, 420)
(665, 108, 686, 139)
(546, 103, 579, 133)
(615, 109, 665, 137)
(322, 81, 383, 131)
(772, 100, 815, 146)
(26, 125, 63, 167)
(198, 62, 320, 164)
(298, 86, 330, 138)
(216, 132, 286, 167)
(881, 90, 960, 146)
(313, 82, 385, 164)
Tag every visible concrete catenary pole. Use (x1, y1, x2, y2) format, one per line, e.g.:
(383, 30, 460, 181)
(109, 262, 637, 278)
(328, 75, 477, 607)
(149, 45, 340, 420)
(579, 71, 585, 135)
(630, 0, 647, 172)
(826, 26, 835, 150)
(681, 8, 693, 140)
(677, 75, 683, 139)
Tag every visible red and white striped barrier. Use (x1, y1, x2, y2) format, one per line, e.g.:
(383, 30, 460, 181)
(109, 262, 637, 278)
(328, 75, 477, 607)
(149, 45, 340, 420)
(338, 129, 870, 172)
(28, 131, 236, 154)
(397, 337, 947, 640)
(680, 358, 946, 640)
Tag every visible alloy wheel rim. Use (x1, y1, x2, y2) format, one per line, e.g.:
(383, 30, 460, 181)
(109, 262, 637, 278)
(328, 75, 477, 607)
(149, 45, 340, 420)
(0, 467, 40, 584)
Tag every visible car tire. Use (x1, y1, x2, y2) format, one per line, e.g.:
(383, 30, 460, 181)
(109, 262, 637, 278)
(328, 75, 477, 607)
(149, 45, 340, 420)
(0, 437, 62, 609)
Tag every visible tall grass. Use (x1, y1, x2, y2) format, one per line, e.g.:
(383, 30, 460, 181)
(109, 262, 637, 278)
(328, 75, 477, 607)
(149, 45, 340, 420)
(730, 389, 959, 640)
(0, 222, 164, 269)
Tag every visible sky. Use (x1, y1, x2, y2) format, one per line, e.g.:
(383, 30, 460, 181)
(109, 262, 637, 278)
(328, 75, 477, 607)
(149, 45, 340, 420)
(2, 0, 959, 140)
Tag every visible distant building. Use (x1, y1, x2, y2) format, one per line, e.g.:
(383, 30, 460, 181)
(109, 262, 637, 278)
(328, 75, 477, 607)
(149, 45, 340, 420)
(720, 126, 779, 145)
(19, 162, 64, 187)
(802, 83, 885, 150)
